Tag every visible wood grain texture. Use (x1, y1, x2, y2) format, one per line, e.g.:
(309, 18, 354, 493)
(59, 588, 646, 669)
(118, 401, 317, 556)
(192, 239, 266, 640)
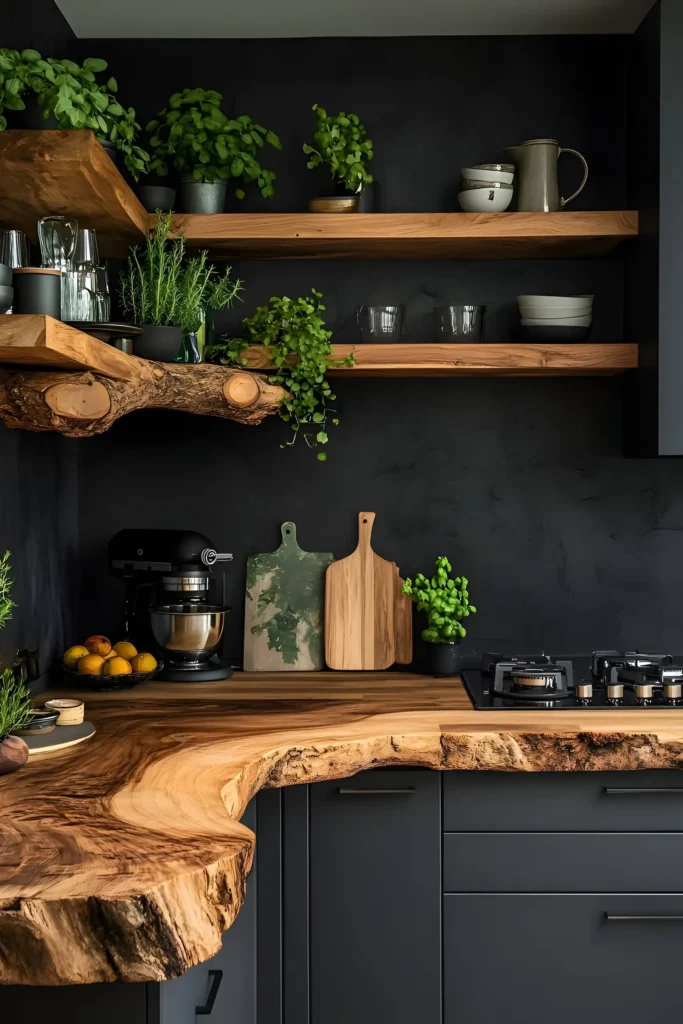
(0, 131, 147, 257)
(0, 365, 286, 437)
(325, 512, 396, 670)
(394, 566, 413, 665)
(241, 342, 639, 377)
(2, 671, 683, 985)
(164, 211, 638, 259)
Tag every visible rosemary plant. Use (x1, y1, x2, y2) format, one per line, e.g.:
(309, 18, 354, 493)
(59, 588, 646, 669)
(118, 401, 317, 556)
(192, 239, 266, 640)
(0, 669, 32, 740)
(0, 550, 15, 632)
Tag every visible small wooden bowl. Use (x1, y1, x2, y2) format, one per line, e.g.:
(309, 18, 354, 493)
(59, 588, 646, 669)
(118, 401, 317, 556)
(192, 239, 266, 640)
(44, 698, 85, 725)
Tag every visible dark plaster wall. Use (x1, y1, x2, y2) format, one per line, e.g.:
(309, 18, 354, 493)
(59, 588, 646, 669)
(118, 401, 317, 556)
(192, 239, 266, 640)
(0, 0, 79, 676)
(72, 32, 683, 663)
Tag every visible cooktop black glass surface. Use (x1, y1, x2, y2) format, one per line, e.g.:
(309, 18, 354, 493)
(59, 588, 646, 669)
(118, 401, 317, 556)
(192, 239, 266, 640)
(461, 652, 683, 710)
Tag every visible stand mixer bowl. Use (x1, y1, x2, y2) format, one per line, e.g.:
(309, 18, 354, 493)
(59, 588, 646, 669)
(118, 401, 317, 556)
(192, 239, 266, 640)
(150, 604, 226, 666)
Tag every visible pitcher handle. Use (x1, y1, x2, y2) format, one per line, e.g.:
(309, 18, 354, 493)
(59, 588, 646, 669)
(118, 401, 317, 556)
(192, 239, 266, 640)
(559, 148, 588, 207)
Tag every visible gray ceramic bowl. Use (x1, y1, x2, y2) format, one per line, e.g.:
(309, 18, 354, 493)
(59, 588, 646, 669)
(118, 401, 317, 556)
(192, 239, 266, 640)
(513, 324, 592, 343)
(0, 264, 11, 287)
(0, 285, 14, 313)
(459, 178, 514, 192)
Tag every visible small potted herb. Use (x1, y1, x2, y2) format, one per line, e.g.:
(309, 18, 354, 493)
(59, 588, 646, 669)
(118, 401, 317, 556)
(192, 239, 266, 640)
(0, 49, 149, 179)
(207, 289, 353, 459)
(0, 549, 30, 777)
(403, 557, 477, 676)
(120, 213, 242, 362)
(146, 89, 281, 213)
(303, 104, 374, 212)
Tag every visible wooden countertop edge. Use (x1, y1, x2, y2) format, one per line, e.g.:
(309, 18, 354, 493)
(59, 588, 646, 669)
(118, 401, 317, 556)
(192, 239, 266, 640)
(2, 673, 683, 986)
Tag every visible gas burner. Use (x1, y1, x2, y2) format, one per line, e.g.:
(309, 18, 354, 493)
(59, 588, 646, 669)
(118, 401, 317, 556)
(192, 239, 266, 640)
(484, 653, 574, 701)
(592, 651, 673, 684)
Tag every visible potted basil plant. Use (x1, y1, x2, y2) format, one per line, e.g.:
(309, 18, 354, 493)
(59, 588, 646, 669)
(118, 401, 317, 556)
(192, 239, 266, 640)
(303, 104, 374, 212)
(403, 557, 477, 677)
(120, 213, 242, 362)
(146, 89, 281, 214)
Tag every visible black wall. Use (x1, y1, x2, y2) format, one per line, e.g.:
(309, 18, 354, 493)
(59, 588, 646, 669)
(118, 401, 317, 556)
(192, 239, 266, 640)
(68, 31, 683, 662)
(0, 0, 79, 677)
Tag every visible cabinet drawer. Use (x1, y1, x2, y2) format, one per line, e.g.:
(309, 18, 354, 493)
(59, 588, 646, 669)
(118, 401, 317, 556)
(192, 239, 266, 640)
(443, 770, 683, 832)
(444, 894, 683, 1024)
(443, 832, 683, 892)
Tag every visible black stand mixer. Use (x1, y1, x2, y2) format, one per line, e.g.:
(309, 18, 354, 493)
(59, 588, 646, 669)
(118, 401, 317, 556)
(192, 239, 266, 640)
(108, 529, 233, 682)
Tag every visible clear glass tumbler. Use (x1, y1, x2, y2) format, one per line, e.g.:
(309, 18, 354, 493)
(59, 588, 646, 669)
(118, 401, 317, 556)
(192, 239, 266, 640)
(356, 305, 405, 342)
(435, 305, 486, 341)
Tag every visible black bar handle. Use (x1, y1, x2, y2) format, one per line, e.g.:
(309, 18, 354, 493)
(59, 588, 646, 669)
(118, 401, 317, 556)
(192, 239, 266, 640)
(196, 969, 223, 1015)
(603, 787, 683, 795)
(338, 787, 416, 795)
(605, 914, 683, 921)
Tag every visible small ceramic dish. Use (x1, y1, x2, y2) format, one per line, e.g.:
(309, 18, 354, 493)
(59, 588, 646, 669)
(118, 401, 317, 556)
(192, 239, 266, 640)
(44, 697, 85, 725)
(519, 304, 593, 319)
(517, 294, 595, 309)
(62, 661, 162, 691)
(17, 710, 59, 735)
(458, 186, 513, 213)
(461, 164, 515, 185)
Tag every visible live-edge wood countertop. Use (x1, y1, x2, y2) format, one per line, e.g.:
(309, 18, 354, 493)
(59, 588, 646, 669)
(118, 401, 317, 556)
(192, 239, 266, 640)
(2, 671, 683, 986)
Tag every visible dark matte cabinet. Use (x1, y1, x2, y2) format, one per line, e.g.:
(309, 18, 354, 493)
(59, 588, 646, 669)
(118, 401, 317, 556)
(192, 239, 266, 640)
(444, 894, 683, 1024)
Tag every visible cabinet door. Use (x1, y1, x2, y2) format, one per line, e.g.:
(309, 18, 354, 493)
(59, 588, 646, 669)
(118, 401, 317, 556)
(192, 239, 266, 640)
(444, 894, 683, 1024)
(308, 770, 441, 1024)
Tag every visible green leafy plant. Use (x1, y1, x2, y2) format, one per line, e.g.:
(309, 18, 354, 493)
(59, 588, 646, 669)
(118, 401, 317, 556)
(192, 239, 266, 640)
(303, 104, 373, 193)
(403, 557, 477, 645)
(207, 290, 353, 459)
(120, 213, 242, 330)
(0, 49, 149, 179)
(0, 550, 15, 632)
(0, 669, 32, 740)
(146, 89, 281, 199)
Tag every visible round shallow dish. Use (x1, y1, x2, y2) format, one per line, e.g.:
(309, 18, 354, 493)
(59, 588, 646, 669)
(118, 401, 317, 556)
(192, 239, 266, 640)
(458, 187, 513, 213)
(62, 661, 162, 692)
(17, 710, 59, 735)
(461, 165, 515, 185)
(44, 697, 85, 725)
(513, 324, 592, 343)
(517, 294, 594, 310)
(519, 304, 593, 319)
(520, 314, 592, 327)
(66, 322, 144, 344)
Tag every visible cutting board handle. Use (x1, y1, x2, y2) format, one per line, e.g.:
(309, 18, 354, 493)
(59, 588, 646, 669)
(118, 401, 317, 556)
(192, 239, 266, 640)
(280, 521, 298, 547)
(356, 511, 376, 551)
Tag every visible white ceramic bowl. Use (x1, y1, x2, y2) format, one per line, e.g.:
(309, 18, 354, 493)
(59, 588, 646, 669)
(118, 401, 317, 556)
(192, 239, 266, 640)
(517, 294, 594, 310)
(519, 304, 593, 319)
(459, 179, 513, 192)
(458, 186, 513, 213)
(520, 314, 593, 327)
(461, 165, 515, 185)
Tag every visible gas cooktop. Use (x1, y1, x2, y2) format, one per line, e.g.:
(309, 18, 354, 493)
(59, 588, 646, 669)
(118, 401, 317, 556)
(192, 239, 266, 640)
(461, 652, 683, 710)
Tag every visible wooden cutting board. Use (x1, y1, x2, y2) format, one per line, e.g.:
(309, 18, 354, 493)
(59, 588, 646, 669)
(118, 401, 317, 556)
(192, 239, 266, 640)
(325, 511, 396, 670)
(394, 566, 413, 665)
(244, 522, 334, 671)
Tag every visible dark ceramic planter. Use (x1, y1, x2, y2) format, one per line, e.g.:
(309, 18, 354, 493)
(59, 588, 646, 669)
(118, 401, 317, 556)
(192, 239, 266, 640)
(11, 93, 58, 130)
(178, 176, 226, 214)
(135, 324, 182, 362)
(430, 643, 462, 677)
(99, 139, 119, 166)
(137, 184, 176, 213)
(0, 735, 29, 776)
(333, 180, 376, 212)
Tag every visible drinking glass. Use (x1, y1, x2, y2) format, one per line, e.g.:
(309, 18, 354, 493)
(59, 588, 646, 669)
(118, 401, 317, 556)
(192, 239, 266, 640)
(62, 268, 98, 321)
(435, 305, 486, 341)
(95, 265, 111, 322)
(356, 305, 405, 342)
(38, 215, 78, 272)
(74, 228, 100, 270)
(0, 230, 29, 269)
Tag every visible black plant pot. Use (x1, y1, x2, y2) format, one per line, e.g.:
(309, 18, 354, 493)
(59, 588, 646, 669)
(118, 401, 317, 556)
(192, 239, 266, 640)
(99, 139, 119, 166)
(333, 180, 377, 212)
(11, 93, 58, 130)
(137, 184, 176, 213)
(429, 643, 462, 677)
(135, 325, 182, 362)
(178, 176, 226, 214)
(12, 268, 61, 318)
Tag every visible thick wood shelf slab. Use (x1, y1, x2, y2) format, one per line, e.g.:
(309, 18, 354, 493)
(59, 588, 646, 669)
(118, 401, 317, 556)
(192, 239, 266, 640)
(0, 130, 147, 258)
(241, 342, 638, 377)
(166, 211, 638, 259)
(1, 672, 682, 985)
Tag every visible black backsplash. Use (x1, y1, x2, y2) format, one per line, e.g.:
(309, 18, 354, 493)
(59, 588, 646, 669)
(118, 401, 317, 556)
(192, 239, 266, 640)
(58, 31, 683, 661)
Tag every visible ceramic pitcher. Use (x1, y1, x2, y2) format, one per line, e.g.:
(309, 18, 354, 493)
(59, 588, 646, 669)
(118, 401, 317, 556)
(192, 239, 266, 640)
(503, 138, 588, 212)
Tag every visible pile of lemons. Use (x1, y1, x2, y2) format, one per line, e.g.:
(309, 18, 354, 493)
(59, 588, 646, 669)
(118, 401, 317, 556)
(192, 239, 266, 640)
(63, 635, 158, 677)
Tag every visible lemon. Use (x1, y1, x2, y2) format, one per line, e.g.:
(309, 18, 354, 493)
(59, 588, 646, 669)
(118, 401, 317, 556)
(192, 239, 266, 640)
(130, 652, 158, 674)
(113, 641, 138, 661)
(84, 635, 112, 657)
(102, 656, 133, 677)
(77, 653, 105, 675)
(64, 645, 89, 671)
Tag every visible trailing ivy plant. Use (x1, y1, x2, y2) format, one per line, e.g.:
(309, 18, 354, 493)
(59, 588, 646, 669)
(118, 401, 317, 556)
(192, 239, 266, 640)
(303, 104, 374, 193)
(0, 49, 149, 178)
(206, 290, 353, 459)
(120, 212, 242, 330)
(403, 557, 477, 645)
(146, 89, 281, 199)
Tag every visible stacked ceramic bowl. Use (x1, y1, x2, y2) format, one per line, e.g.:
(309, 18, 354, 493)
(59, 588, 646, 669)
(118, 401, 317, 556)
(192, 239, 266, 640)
(516, 294, 594, 342)
(458, 163, 515, 213)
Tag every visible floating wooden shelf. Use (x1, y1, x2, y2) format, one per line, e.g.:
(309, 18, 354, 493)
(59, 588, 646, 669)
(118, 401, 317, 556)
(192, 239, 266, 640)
(241, 342, 638, 377)
(166, 211, 638, 260)
(0, 316, 285, 436)
(0, 130, 147, 258)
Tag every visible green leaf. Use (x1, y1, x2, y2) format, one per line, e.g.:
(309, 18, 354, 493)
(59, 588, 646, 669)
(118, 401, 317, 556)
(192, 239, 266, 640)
(317, 452, 328, 461)
(83, 57, 108, 73)
(312, 411, 324, 423)
(107, 76, 118, 92)
(107, 102, 123, 116)
(20, 49, 41, 62)
(316, 431, 328, 443)
(235, 188, 245, 199)
(0, 115, 6, 131)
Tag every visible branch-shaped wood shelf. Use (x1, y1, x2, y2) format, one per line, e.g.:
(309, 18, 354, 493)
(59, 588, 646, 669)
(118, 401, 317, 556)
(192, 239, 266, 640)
(0, 317, 285, 437)
(0, 131, 147, 258)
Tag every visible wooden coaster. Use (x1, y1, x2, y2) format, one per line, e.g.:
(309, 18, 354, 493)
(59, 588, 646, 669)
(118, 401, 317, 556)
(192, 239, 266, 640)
(25, 721, 96, 758)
